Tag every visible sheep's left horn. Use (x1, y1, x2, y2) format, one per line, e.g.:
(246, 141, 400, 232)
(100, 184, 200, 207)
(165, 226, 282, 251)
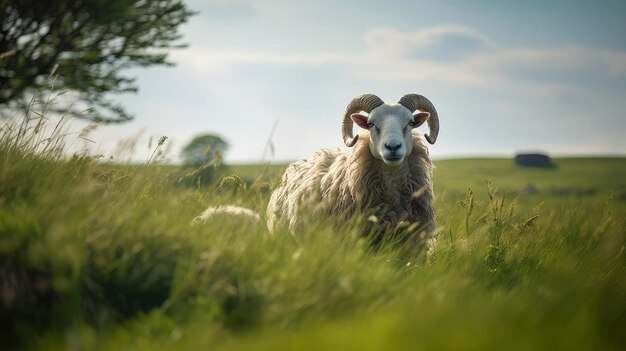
(342, 94, 385, 147)
(398, 93, 440, 144)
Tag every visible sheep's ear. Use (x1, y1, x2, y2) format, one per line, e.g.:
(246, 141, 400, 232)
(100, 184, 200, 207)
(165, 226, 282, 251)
(351, 113, 370, 130)
(412, 112, 430, 128)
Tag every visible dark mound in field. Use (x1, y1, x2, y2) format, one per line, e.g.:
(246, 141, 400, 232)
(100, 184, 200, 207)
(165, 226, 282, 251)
(514, 153, 556, 168)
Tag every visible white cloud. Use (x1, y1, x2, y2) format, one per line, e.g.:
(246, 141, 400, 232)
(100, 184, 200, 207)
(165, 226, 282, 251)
(602, 51, 626, 75)
(363, 25, 495, 55)
(171, 50, 353, 74)
(171, 25, 626, 94)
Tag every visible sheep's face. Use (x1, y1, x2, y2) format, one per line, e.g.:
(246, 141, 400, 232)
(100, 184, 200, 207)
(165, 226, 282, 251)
(351, 104, 430, 167)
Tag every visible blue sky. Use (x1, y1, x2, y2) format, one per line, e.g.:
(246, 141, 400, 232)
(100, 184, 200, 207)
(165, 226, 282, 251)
(81, 0, 626, 163)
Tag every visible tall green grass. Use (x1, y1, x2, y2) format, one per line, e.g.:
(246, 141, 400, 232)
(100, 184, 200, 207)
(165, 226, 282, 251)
(1, 96, 625, 350)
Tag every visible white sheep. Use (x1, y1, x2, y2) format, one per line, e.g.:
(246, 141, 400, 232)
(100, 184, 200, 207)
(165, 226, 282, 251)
(191, 205, 261, 226)
(266, 93, 440, 252)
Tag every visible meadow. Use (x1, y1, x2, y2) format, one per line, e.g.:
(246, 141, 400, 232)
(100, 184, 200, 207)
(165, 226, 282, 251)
(1, 115, 625, 350)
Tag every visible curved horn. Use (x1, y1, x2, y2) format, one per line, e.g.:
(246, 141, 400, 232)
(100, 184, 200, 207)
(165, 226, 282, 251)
(342, 94, 385, 147)
(398, 94, 440, 144)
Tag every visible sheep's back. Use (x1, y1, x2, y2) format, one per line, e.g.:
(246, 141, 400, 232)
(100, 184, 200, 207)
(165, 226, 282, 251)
(266, 148, 346, 233)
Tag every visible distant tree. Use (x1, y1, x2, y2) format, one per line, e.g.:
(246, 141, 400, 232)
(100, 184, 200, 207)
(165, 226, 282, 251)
(180, 134, 229, 186)
(181, 134, 229, 167)
(0, 0, 195, 122)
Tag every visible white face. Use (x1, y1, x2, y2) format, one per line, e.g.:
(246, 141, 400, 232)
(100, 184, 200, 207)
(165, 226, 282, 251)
(351, 104, 430, 167)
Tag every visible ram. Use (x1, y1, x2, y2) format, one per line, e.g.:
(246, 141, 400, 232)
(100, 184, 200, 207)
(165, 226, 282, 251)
(267, 93, 439, 251)
(195, 93, 440, 253)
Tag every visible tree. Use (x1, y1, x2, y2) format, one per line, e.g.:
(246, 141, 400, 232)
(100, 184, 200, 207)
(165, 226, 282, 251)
(181, 134, 229, 167)
(0, 0, 195, 122)
(180, 134, 229, 186)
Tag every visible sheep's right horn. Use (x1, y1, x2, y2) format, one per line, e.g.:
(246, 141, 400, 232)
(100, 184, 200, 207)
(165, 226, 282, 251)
(398, 93, 440, 144)
(342, 94, 385, 147)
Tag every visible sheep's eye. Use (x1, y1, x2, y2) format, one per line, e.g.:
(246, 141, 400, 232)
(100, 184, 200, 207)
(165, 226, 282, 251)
(367, 122, 374, 128)
(408, 121, 416, 127)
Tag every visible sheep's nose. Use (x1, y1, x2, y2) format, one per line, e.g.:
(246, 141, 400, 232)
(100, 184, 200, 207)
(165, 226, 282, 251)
(384, 142, 401, 152)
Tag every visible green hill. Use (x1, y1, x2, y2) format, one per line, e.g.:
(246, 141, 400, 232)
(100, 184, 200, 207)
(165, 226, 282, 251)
(231, 157, 626, 202)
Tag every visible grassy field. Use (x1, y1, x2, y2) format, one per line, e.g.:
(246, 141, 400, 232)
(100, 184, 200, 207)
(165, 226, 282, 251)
(1, 119, 625, 350)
